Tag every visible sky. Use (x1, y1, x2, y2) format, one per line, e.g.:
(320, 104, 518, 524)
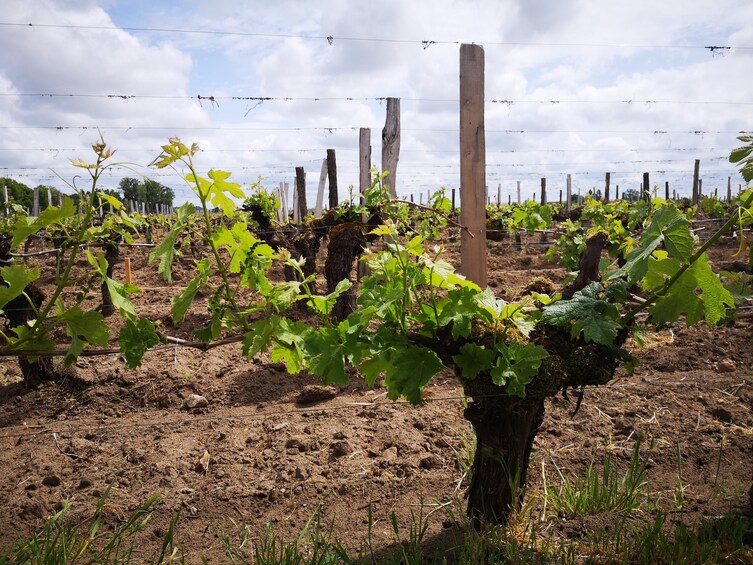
(1, 0, 753, 208)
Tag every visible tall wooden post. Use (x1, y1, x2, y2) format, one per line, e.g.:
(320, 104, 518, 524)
(327, 149, 338, 209)
(692, 159, 700, 204)
(642, 172, 650, 202)
(315, 159, 327, 217)
(3, 183, 8, 216)
(699, 178, 703, 199)
(359, 128, 371, 198)
(295, 166, 307, 220)
(382, 97, 401, 197)
(497, 184, 501, 206)
(727, 177, 732, 202)
(33, 187, 40, 216)
(566, 174, 572, 212)
(604, 172, 611, 202)
(47, 187, 52, 209)
(665, 181, 670, 201)
(616, 185, 620, 200)
(451, 188, 456, 212)
(516, 181, 521, 205)
(540, 178, 547, 205)
(459, 43, 487, 287)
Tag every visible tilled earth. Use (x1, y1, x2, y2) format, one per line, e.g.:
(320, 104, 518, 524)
(0, 235, 751, 561)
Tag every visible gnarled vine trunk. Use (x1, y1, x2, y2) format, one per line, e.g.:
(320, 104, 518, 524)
(464, 395, 545, 526)
(459, 232, 622, 526)
(100, 242, 119, 317)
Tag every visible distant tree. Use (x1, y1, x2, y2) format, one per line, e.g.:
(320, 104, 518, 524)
(0, 177, 33, 210)
(118, 177, 174, 212)
(622, 188, 641, 202)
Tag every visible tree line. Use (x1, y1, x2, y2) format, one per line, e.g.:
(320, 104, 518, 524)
(0, 177, 175, 213)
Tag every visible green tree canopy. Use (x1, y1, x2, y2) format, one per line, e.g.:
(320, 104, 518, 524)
(0, 178, 67, 212)
(118, 177, 175, 212)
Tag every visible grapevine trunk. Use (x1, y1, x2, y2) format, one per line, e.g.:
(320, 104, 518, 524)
(464, 395, 545, 526)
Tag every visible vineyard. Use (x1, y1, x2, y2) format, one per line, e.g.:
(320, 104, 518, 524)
(0, 134, 750, 563)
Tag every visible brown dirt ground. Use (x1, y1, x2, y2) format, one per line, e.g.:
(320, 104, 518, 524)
(0, 232, 751, 562)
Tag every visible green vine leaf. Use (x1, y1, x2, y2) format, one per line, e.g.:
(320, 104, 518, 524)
(648, 253, 735, 326)
(118, 317, 161, 368)
(60, 307, 109, 365)
(149, 202, 194, 283)
(491, 342, 549, 397)
(171, 258, 211, 324)
(0, 265, 40, 312)
(542, 282, 621, 345)
(452, 343, 496, 381)
(12, 197, 76, 249)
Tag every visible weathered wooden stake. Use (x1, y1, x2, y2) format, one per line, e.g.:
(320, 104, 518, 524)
(295, 166, 307, 220)
(315, 159, 327, 217)
(359, 128, 371, 199)
(665, 181, 670, 201)
(540, 178, 547, 205)
(692, 159, 700, 204)
(516, 180, 521, 204)
(382, 97, 401, 197)
(33, 187, 40, 216)
(728, 177, 732, 202)
(642, 172, 650, 202)
(124, 257, 132, 284)
(604, 172, 611, 202)
(566, 175, 572, 212)
(327, 149, 338, 209)
(459, 43, 487, 287)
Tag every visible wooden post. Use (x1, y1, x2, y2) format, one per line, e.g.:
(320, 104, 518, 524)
(124, 257, 132, 284)
(295, 166, 307, 220)
(604, 172, 611, 202)
(616, 185, 619, 199)
(692, 159, 700, 204)
(516, 180, 521, 205)
(566, 174, 572, 211)
(714, 187, 718, 198)
(459, 43, 486, 287)
(497, 184, 501, 206)
(359, 128, 371, 199)
(327, 149, 338, 209)
(727, 177, 732, 202)
(382, 97, 401, 197)
(47, 187, 52, 209)
(315, 159, 327, 217)
(451, 188, 456, 212)
(33, 187, 40, 216)
(559, 189, 562, 203)
(3, 183, 7, 216)
(292, 184, 300, 223)
(97, 196, 103, 217)
(279, 182, 289, 224)
(665, 181, 670, 201)
(540, 178, 547, 205)
(699, 178, 703, 199)
(642, 172, 650, 201)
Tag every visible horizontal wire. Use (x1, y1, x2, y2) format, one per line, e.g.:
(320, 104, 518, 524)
(2, 22, 751, 51)
(4, 92, 753, 106)
(1, 125, 750, 135)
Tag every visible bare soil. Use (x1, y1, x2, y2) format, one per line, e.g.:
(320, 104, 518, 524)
(0, 235, 751, 562)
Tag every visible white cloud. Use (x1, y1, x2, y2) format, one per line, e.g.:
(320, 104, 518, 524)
(1, 0, 752, 206)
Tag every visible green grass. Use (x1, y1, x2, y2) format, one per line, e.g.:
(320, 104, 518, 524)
(543, 436, 648, 517)
(3, 454, 753, 564)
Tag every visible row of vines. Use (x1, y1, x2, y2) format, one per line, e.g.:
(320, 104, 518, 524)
(1, 136, 752, 526)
